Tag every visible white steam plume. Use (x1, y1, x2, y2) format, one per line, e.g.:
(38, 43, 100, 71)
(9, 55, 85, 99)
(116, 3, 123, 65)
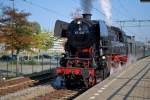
(99, 0, 112, 26)
(80, 0, 93, 14)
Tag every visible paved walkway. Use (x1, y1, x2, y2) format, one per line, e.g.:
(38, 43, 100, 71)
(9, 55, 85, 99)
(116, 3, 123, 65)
(75, 57, 150, 100)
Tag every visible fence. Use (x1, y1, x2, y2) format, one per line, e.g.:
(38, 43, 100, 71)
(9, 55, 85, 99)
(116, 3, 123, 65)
(0, 48, 150, 79)
(0, 56, 60, 79)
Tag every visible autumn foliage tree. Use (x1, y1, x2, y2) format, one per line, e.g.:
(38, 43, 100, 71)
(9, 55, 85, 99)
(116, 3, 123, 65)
(33, 32, 54, 50)
(0, 8, 35, 55)
(0, 7, 54, 56)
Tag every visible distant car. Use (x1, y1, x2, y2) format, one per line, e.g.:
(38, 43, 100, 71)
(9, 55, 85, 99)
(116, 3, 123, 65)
(42, 54, 51, 59)
(11, 55, 17, 60)
(0, 55, 11, 61)
(34, 54, 51, 59)
(0, 55, 17, 61)
(54, 56, 61, 60)
(20, 56, 32, 61)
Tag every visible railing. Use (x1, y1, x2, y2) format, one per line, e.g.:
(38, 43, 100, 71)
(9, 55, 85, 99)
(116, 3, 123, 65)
(0, 56, 60, 79)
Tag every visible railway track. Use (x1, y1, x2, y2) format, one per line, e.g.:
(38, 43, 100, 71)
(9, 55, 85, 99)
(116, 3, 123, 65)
(0, 70, 55, 96)
(0, 69, 86, 100)
(0, 77, 36, 96)
(0, 63, 127, 100)
(35, 88, 87, 100)
(29, 70, 55, 85)
(0, 85, 87, 100)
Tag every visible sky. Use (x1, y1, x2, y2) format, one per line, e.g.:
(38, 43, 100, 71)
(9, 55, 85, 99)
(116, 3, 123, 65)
(1, 0, 150, 42)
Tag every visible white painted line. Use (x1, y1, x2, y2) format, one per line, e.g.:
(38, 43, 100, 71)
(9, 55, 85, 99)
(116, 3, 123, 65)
(97, 90, 103, 93)
(94, 93, 99, 96)
(106, 79, 117, 86)
(104, 85, 108, 88)
(101, 87, 105, 90)
(90, 96, 95, 99)
(102, 65, 134, 88)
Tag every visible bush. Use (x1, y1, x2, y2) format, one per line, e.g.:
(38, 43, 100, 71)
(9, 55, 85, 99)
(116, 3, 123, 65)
(11, 60, 37, 65)
(24, 60, 37, 65)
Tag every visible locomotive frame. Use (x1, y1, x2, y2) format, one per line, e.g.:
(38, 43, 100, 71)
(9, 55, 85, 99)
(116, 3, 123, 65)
(54, 13, 150, 88)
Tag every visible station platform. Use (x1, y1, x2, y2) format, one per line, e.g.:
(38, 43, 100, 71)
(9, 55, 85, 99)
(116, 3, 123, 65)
(75, 57, 150, 100)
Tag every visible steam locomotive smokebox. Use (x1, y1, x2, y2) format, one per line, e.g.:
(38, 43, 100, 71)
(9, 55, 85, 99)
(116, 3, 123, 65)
(68, 13, 97, 48)
(82, 14, 92, 20)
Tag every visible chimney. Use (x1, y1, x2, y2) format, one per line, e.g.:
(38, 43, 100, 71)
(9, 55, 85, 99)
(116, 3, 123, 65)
(82, 14, 92, 20)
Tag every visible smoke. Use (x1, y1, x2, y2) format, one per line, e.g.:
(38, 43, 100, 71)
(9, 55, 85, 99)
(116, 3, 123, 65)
(110, 55, 137, 75)
(70, 8, 82, 19)
(80, 0, 93, 14)
(127, 55, 137, 65)
(99, 0, 112, 26)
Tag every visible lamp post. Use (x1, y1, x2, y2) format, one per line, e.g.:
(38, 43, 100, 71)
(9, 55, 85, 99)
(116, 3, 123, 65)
(10, 0, 14, 57)
(10, 0, 18, 76)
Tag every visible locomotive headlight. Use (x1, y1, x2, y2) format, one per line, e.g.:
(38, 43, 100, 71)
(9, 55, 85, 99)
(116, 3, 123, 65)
(102, 56, 106, 60)
(77, 21, 81, 24)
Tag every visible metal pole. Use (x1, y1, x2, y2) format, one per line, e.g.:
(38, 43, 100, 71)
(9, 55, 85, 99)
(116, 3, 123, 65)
(42, 56, 43, 71)
(50, 57, 51, 70)
(57, 57, 59, 67)
(32, 60, 34, 73)
(10, 0, 14, 58)
(7, 60, 8, 78)
(21, 58, 22, 74)
(16, 61, 18, 76)
(10, 0, 15, 76)
(143, 46, 145, 57)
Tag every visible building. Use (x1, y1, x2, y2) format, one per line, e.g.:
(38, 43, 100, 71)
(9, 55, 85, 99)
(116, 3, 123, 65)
(48, 38, 66, 53)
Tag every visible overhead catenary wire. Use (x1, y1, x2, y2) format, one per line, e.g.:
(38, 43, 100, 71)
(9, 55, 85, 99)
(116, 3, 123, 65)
(21, 0, 70, 19)
(112, 6, 130, 20)
(114, 19, 150, 41)
(92, 6, 105, 16)
(106, 0, 133, 21)
(114, 19, 150, 27)
(20, 0, 72, 32)
(114, 19, 150, 22)
(117, 0, 135, 19)
(120, 25, 150, 27)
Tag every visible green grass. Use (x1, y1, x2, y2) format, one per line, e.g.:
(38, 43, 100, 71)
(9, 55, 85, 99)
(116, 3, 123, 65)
(11, 60, 38, 65)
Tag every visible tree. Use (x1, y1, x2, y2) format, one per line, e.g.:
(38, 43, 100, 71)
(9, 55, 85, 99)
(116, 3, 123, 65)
(0, 8, 40, 55)
(0, 7, 54, 57)
(3, 8, 32, 54)
(31, 21, 41, 34)
(33, 32, 54, 50)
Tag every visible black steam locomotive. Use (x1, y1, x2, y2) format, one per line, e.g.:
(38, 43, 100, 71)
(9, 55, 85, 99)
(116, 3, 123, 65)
(54, 14, 150, 88)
